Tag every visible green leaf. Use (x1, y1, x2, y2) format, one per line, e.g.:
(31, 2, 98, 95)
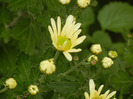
(12, 18, 46, 55)
(91, 30, 112, 48)
(0, 46, 19, 77)
(0, 29, 11, 43)
(48, 81, 79, 95)
(98, 2, 133, 33)
(0, 5, 11, 25)
(110, 71, 132, 94)
(90, 0, 98, 6)
(8, 0, 43, 13)
(79, 7, 95, 27)
(13, 53, 32, 92)
(44, 0, 62, 12)
(29, 67, 41, 84)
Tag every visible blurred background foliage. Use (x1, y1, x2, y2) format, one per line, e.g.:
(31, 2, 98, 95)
(0, 0, 133, 99)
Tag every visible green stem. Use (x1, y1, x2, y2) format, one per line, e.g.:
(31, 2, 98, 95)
(62, 63, 80, 76)
(60, 55, 90, 76)
(91, 68, 102, 79)
(38, 74, 46, 86)
(0, 87, 8, 94)
(54, 51, 60, 63)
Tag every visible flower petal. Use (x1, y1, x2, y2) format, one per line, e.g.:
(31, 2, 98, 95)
(51, 18, 58, 38)
(84, 92, 90, 99)
(71, 29, 82, 44)
(57, 16, 61, 36)
(67, 48, 82, 53)
(72, 35, 86, 48)
(98, 85, 104, 96)
(102, 90, 110, 99)
(61, 15, 73, 36)
(105, 91, 116, 99)
(65, 22, 75, 38)
(74, 23, 81, 32)
(48, 26, 56, 46)
(63, 52, 72, 61)
(89, 79, 95, 95)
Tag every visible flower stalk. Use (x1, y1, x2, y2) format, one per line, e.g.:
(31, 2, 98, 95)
(0, 87, 8, 94)
(54, 51, 60, 63)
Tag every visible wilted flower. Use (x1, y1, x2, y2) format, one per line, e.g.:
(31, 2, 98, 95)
(39, 58, 56, 74)
(84, 79, 116, 99)
(90, 44, 102, 55)
(48, 15, 86, 61)
(5, 78, 17, 89)
(87, 55, 98, 65)
(28, 85, 39, 95)
(108, 51, 118, 59)
(59, 0, 71, 5)
(77, 0, 90, 8)
(102, 57, 113, 68)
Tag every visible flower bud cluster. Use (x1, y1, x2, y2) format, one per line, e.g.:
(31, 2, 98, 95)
(59, 0, 91, 8)
(89, 44, 118, 69)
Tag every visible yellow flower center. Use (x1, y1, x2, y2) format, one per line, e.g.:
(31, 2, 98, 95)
(56, 36, 71, 51)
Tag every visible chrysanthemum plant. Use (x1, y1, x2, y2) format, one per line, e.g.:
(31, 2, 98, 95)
(0, 0, 133, 98)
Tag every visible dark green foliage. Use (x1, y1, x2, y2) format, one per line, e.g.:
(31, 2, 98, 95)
(0, 0, 133, 99)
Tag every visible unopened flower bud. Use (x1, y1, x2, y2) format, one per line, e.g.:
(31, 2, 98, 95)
(108, 51, 118, 59)
(59, 0, 71, 5)
(90, 44, 102, 55)
(5, 78, 17, 89)
(28, 85, 39, 95)
(77, 0, 90, 8)
(87, 55, 98, 65)
(74, 56, 79, 61)
(39, 58, 56, 74)
(102, 57, 113, 68)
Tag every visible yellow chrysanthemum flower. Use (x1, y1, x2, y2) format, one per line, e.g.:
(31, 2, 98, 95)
(48, 15, 86, 61)
(84, 79, 116, 99)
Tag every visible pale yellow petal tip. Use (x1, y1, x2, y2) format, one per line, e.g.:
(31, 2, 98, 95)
(89, 79, 94, 84)
(112, 91, 117, 95)
(63, 52, 72, 61)
(84, 92, 89, 99)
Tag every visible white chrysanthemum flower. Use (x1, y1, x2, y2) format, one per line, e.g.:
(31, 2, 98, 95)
(28, 85, 39, 95)
(84, 79, 116, 99)
(5, 78, 17, 89)
(108, 51, 118, 59)
(48, 15, 86, 61)
(87, 55, 98, 65)
(77, 0, 90, 8)
(59, 0, 71, 5)
(102, 57, 114, 68)
(90, 44, 102, 55)
(40, 58, 56, 74)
